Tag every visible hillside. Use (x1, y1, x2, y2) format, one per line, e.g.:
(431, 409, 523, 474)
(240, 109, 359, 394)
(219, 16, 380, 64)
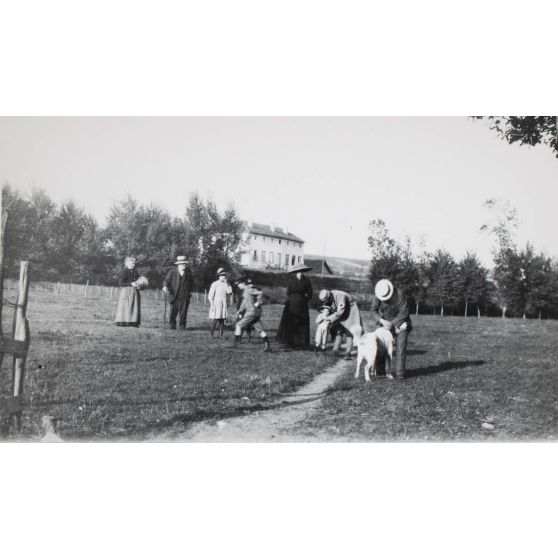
(305, 254, 370, 277)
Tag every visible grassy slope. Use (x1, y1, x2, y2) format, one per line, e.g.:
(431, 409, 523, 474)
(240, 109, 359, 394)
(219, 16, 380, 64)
(297, 315, 558, 441)
(1, 289, 324, 440)
(2, 288, 556, 441)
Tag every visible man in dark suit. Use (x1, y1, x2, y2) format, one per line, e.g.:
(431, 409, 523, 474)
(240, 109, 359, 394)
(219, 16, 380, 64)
(370, 279, 413, 379)
(163, 255, 194, 330)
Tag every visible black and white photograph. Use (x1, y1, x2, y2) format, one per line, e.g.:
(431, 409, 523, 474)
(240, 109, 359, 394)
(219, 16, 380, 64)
(1, 115, 556, 443)
(1, 2, 556, 557)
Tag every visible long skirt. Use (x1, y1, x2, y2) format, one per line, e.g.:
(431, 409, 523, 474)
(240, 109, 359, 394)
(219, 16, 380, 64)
(276, 305, 310, 347)
(115, 286, 141, 326)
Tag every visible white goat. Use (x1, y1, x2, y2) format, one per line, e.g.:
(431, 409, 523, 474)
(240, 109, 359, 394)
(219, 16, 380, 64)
(355, 328, 394, 381)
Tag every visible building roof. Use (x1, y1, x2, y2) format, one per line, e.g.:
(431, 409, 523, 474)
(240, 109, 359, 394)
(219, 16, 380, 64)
(244, 221, 305, 243)
(304, 257, 333, 275)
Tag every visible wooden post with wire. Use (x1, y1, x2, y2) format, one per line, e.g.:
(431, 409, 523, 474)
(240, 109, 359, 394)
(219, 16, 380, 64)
(11, 261, 30, 432)
(0, 192, 6, 372)
(0, 192, 31, 436)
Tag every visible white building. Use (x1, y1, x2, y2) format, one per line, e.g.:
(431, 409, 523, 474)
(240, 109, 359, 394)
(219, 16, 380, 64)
(240, 222, 305, 270)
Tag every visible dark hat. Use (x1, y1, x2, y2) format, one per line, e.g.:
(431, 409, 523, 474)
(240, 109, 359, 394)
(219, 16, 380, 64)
(234, 277, 253, 286)
(288, 263, 313, 274)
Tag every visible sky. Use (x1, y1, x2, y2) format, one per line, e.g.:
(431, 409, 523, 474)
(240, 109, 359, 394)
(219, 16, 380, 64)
(0, 116, 556, 266)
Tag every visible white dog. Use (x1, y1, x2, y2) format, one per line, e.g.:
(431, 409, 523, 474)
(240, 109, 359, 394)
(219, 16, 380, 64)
(355, 328, 394, 381)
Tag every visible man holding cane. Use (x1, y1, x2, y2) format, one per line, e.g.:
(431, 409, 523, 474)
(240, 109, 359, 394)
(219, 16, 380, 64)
(162, 256, 194, 330)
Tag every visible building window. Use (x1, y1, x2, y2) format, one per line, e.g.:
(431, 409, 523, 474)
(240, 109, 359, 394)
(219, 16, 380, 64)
(298, 256, 301, 263)
(279, 239, 282, 245)
(262, 251, 267, 261)
(292, 255, 296, 265)
(253, 250, 258, 262)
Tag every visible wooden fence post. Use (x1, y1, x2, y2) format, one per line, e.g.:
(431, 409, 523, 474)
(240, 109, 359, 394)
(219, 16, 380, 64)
(84, 279, 89, 297)
(12, 261, 30, 432)
(0, 194, 7, 370)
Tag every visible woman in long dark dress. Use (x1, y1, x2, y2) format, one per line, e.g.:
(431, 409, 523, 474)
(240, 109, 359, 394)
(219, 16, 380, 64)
(115, 256, 141, 327)
(276, 264, 313, 347)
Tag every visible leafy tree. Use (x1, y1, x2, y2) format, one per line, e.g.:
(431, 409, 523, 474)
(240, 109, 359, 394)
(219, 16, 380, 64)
(473, 116, 557, 157)
(481, 198, 520, 317)
(48, 201, 105, 281)
(368, 219, 419, 301)
(521, 245, 555, 319)
(491, 247, 523, 318)
(104, 196, 180, 285)
(425, 249, 461, 316)
(1, 185, 58, 278)
(183, 193, 244, 288)
(458, 252, 490, 317)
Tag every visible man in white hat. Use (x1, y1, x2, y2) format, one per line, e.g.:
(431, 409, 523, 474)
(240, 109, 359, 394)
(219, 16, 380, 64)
(371, 279, 412, 379)
(163, 256, 194, 330)
(318, 289, 363, 359)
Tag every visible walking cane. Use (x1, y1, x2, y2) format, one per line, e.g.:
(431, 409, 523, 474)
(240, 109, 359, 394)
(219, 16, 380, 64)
(163, 291, 168, 329)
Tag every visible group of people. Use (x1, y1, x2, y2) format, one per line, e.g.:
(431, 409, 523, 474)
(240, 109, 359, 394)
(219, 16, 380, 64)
(114, 256, 413, 379)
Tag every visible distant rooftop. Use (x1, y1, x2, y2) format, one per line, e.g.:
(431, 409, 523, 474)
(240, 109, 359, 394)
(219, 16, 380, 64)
(243, 221, 305, 243)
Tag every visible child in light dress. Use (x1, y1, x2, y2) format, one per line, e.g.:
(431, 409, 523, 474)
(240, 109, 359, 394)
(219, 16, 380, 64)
(314, 305, 333, 354)
(208, 267, 233, 337)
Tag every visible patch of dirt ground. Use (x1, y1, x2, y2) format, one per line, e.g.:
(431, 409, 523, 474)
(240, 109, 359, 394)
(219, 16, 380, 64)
(154, 359, 353, 442)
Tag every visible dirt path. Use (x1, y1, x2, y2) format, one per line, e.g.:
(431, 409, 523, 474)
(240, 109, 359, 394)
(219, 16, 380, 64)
(160, 358, 352, 442)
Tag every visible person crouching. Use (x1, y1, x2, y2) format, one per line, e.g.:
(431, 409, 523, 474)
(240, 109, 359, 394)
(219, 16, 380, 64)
(233, 278, 272, 352)
(314, 305, 332, 354)
(370, 279, 413, 379)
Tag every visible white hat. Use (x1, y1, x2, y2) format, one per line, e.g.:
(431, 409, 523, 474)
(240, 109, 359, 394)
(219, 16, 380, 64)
(318, 289, 331, 302)
(374, 279, 394, 301)
(216, 267, 228, 277)
(173, 256, 188, 265)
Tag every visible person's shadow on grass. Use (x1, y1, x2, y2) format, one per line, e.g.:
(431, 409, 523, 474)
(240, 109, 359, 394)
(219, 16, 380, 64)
(406, 359, 485, 378)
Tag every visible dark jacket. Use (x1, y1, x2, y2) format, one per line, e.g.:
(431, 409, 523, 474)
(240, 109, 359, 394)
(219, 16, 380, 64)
(163, 267, 194, 304)
(285, 276, 313, 316)
(370, 288, 412, 330)
(119, 267, 139, 287)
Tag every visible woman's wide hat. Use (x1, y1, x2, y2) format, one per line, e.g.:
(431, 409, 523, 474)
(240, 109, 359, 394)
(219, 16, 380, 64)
(288, 263, 313, 274)
(173, 255, 188, 265)
(216, 267, 228, 277)
(374, 279, 394, 301)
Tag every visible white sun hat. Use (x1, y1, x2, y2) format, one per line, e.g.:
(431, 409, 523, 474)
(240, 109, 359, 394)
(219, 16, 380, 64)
(374, 279, 394, 301)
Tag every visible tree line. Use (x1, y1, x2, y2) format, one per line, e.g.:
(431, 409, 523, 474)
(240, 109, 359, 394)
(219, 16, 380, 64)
(1, 185, 245, 290)
(368, 201, 558, 319)
(3, 185, 557, 318)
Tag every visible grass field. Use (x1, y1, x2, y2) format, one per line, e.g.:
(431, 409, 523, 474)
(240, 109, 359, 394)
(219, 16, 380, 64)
(1, 287, 327, 439)
(298, 315, 558, 441)
(1, 285, 556, 441)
